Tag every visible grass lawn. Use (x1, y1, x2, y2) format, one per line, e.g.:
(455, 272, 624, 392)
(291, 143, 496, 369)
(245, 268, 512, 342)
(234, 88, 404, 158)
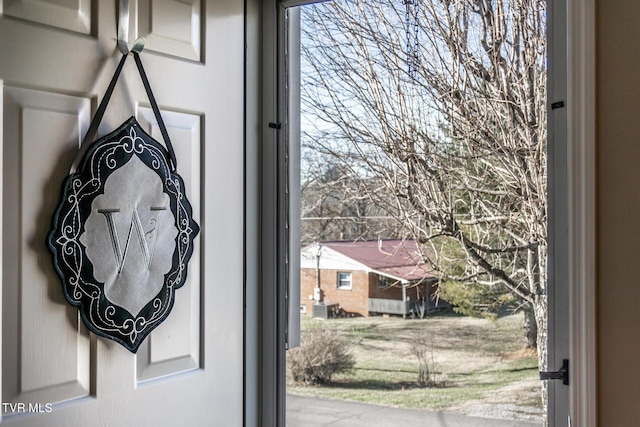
(286, 312, 543, 422)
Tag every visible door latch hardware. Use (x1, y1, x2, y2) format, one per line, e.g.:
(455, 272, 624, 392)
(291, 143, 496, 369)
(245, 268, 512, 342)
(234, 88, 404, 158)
(539, 359, 569, 385)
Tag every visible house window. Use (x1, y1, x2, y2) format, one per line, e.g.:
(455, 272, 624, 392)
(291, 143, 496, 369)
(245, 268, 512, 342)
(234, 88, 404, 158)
(337, 272, 352, 289)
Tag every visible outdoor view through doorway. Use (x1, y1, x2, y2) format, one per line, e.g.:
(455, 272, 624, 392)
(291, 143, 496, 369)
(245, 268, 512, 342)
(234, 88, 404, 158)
(285, 1, 549, 425)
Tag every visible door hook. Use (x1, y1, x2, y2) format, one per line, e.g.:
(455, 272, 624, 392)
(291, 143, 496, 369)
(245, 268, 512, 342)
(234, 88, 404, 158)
(117, 0, 145, 54)
(117, 0, 130, 54)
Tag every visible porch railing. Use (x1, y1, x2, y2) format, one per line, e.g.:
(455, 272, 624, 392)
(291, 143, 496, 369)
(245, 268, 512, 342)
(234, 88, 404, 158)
(368, 298, 412, 315)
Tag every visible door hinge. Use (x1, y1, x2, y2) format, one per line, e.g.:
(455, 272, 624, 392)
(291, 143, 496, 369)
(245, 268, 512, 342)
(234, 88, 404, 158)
(539, 359, 569, 385)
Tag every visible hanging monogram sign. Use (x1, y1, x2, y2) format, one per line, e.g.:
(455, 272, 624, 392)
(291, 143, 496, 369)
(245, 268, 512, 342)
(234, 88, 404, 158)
(48, 53, 199, 352)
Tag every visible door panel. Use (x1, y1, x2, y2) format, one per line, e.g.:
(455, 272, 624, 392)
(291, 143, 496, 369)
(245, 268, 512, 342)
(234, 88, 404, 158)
(2, 86, 92, 406)
(136, 107, 202, 383)
(2, 0, 92, 35)
(135, 0, 202, 61)
(0, 1, 244, 425)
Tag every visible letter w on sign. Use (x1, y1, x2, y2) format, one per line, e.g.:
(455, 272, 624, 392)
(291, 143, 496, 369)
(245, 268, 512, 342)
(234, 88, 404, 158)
(98, 206, 167, 273)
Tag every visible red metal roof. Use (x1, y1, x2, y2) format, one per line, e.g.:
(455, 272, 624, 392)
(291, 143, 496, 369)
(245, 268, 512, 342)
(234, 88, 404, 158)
(320, 239, 436, 282)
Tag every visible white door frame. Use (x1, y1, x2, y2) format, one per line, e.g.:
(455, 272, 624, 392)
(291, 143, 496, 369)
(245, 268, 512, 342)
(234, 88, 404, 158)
(567, 0, 597, 425)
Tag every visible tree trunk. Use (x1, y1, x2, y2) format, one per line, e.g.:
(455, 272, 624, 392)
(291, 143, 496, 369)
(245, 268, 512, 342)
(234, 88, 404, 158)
(533, 294, 549, 427)
(523, 302, 538, 349)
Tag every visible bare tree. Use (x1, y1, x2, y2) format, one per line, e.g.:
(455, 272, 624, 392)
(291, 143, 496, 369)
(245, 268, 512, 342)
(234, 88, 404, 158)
(300, 0, 547, 373)
(301, 162, 407, 245)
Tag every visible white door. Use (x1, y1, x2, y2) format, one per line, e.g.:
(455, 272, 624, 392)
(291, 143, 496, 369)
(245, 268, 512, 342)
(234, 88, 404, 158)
(0, 1, 244, 425)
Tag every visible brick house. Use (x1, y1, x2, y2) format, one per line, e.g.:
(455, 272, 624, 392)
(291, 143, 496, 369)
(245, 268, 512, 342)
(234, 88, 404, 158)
(300, 239, 443, 318)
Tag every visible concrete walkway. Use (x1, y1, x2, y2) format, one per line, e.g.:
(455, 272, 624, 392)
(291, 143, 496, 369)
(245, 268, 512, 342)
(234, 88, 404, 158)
(287, 394, 541, 427)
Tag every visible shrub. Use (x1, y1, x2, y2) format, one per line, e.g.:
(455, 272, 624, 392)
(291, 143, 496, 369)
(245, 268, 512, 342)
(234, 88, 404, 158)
(412, 330, 446, 388)
(288, 327, 355, 385)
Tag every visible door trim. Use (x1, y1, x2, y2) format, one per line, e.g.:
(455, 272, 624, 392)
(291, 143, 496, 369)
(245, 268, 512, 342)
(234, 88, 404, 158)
(567, 0, 597, 425)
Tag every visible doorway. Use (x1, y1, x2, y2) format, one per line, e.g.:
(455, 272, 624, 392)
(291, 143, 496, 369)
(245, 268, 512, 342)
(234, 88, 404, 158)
(285, 2, 568, 425)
